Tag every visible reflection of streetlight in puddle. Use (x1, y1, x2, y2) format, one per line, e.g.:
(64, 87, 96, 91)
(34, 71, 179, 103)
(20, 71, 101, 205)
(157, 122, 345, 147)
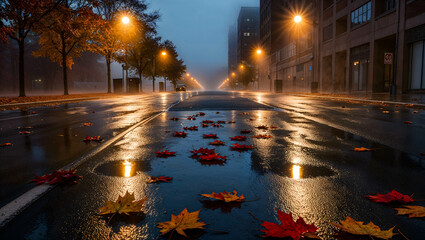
(123, 160, 133, 178)
(292, 165, 302, 179)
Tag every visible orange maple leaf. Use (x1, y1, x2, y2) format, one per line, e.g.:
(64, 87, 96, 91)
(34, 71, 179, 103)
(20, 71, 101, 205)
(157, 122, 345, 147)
(354, 147, 373, 152)
(252, 135, 272, 139)
(331, 216, 395, 239)
(394, 205, 425, 218)
(201, 190, 245, 202)
(157, 208, 206, 237)
(99, 191, 147, 216)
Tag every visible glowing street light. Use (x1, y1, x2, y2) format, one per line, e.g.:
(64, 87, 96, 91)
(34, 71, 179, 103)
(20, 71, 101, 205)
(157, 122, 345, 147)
(231, 72, 236, 77)
(161, 51, 167, 56)
(122, 16, 130, 24)
(256, 49, 262, 55)
(294, 15, 302, 23)
(240, 64, 244, 69)
(186, 73, 190, 77)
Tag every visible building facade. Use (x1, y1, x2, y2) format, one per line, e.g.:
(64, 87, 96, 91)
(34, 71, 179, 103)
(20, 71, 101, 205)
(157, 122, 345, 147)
(237, 7, 260, 66)
(228, 24, 238, 77)
(258, 0, 425, 94)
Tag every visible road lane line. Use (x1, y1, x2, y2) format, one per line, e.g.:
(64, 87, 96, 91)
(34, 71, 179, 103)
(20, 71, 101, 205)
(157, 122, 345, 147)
(0, 114, 39, 121)
(0, 100, 181, 229)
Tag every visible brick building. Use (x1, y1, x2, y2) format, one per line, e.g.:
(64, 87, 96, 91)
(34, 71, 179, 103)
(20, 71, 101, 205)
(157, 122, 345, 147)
(258, 0, 425, 94)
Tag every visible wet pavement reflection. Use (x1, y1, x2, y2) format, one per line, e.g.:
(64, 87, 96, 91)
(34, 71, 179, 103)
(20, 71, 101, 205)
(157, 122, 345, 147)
(0, 92, 424, 239)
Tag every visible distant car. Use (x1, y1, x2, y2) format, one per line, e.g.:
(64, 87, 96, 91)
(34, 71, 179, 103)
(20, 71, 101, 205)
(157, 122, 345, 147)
(176, 84, 186, 92)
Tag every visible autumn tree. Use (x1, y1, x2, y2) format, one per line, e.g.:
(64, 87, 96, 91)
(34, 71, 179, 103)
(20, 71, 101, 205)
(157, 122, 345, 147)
(92, 0, 158, 93)
(160, 40, 186, 90)
(33, 1, 102, 95)
(0, 0, 61, 96)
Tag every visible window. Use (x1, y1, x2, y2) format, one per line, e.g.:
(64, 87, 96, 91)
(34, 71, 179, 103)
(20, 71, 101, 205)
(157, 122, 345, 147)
(323, 24, 333, 42)
(409, 40, 425, 90)
(243, 32, 251, 36)
(376, 0, 396, 16)
(351, 1, 371, 28)
(336, 15, 347, 36)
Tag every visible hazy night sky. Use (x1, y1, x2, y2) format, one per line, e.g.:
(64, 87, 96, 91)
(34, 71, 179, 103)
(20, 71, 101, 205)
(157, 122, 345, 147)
(147, 0, 259, 89)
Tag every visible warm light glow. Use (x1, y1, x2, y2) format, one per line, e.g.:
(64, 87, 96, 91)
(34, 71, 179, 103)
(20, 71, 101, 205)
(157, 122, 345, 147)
(292, 165, 302, 179)
(191, 77, 194, 80)
(161, 51, 167, 56)
(122, 16, 130, 24)
(123, 160, 133, 178)
(231, 72, 236, 77)
(186, 73, 190, 77)
(240, 64, 244, 69)
(294, 15, 302, 23)
(256, 49, 262, 55)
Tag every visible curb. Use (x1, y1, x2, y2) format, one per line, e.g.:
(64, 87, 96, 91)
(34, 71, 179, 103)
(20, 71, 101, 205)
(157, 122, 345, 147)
(0, 97, 101, 108)
(292, 94, 425, 108)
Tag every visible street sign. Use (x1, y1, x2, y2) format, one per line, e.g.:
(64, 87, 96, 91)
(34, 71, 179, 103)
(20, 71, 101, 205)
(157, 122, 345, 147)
(384, 52, 393, 64)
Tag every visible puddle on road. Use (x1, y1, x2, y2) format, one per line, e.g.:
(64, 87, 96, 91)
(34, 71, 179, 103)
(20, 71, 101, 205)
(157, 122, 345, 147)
(276, 163, 336, 179)
(94, 160, 144, 177)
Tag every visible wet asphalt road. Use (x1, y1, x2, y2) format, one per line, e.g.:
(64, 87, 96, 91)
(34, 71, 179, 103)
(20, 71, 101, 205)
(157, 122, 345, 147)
(0, 91, 424, 240)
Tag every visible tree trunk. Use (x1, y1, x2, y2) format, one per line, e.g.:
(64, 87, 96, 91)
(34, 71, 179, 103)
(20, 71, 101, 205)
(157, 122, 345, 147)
(106, 58, 111, 93)
(139, 72, 143, 92)
(18, 39, 26, 97)
(152, 76, 155, 92)
(62, 35, 68, 95)
(164, 78, 167, 92)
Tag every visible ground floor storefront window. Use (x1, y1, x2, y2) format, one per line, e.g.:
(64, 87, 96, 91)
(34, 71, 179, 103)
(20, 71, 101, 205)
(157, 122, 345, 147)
(410, 40, 425, 90)
(350, 44, 370, 91)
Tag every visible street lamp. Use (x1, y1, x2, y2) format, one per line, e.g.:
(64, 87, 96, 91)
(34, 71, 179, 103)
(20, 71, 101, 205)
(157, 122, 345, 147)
(122, 16, 130, 24)
(240, 64, 244, 69)
(255, 48, 263, 90)
(161, 51, 167, 56)
(294, 15, 302, 23)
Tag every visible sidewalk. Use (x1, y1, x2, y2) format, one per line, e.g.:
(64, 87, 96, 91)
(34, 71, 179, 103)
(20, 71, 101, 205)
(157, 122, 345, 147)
(290, 92, 425, 108)
(0, 93, 139, 110)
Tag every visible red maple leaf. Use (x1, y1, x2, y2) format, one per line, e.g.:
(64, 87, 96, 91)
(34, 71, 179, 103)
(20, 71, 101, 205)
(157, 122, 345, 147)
(211, 124, 223, 128)
(240, 129, 252, 134)
(83, 136, 103, 142)
(198, 153, 227, 161)
(270, 125, 278, 129)
(19, 131, 32, 135)
(230, 136, 247, 141)
(183, 126, 198, 131)
(148, 176, 173, 183)
(202, 120, 214, 124)
(217, 120, 226, 124)
(203, 134, 218, 139)
(209, 140, 225, 146)
(260, 209, 319, 240)
(156, 150, 176, 158)
(230, 143, 254, 151)
(256, 125, 269, 130)
(404, 121, 412, 124)
(30, 111, 36, 114)
(228, 121, 236, 124)
(0, 143, 13, 147)
(199, 112, 206, 116)
(202, 124, 209, 128)
(187, 116, 196, 120)
(365, 190, 414, 204)
(190, 148, 216, 157)
(169, 117, 179, 121)
(173, 131, 187, 137)
(30, 169, 81, 185)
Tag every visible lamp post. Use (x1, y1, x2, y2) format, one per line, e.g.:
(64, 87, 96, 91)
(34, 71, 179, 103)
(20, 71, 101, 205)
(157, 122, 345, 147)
(256, 49, 263, 91)
(122, 16, 130, 92)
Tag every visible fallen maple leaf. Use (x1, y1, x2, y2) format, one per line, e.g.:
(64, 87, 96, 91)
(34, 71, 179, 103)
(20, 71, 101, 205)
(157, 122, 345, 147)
(270, 125, 278, 129)
(240, 129, 252, 134)
(173, 131, 187, 137)
(19, 131, 32, 135)
(202, 124, 209, 128)
(354, 147, 373, 152)
(230, 135, 247, 141)
(260, 208, 319, 240)
(217, 120, 226, 124)
(394, 205, 425, 218)
(413, 111, 419, 114)
(202, 120, 214, 124)
(203, 134, 218, 139)
(211, 123, 223, 127)
(199, 112, 206, 116)
(191, 148, 226, 164)
(187, 116, 196, 120)
(216, 112, 220, 114)
(365, 190, 414, 204)
(30, 111, 36, 114)
(331, 216, 395, 239)
(256, 125, 268, 130)
(99, 190, 147, 215)
(30, 169, 81, 185)
(0, 143, 12, 147)
(183, 126, 198, 131)
(157, 208, 206, 237)
(404, 121, 412, 124)
(239, 112, 249, 115)
(156, 150, 176, 158)
(170, 117, 179, 121)
(147, 176, 173, 183)
(201, 190, 245, 202)
(190, 148, 216, 157)
(382, 111, 389, 114)
(83, 122, 93, 126)
(230, 143, 254, 151)
(228, 121, 235, 124)
(209, 140, 225, 146)
(252, 135, 272, 139)
(198, 153, 227, 161)
(83, 136, 103, 142)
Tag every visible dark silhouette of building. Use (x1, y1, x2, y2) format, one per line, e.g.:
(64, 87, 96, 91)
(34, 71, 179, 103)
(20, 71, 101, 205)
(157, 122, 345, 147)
(228, 24, 238, 76)
(237, 7, 260, 66)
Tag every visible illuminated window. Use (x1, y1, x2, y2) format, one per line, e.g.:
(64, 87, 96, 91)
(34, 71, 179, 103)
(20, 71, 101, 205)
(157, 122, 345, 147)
(351, 1, 371, 28)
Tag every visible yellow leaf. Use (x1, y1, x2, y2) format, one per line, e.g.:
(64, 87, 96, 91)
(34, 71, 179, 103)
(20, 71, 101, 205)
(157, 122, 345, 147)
(201, 190, 245, 203)
(331, 216, 395, 239)
(395, 205, 425, 218)
(157, 208, 206, 237)
(99, 191, 147, 215)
